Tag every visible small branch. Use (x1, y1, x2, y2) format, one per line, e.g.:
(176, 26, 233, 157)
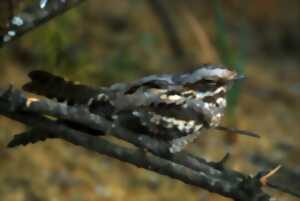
(0, 87, 281, 201)
(0, 0, 85, 47)
(260, 165, 282, 186)
(147, 0, 187, 63)
(3, 111, 237, 197)
(215, 126, 260, 138)
(1, 87, 233, 181)
(3, 89, 243, 179)
(250, 153, 300, 198)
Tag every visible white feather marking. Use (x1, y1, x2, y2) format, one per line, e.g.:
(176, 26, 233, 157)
(169, 131, 202, 153)
(216, 97, 226, 107)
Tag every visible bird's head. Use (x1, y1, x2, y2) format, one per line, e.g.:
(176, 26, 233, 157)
(176, 64, 243, 94)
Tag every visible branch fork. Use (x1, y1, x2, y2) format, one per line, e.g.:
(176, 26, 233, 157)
(0, 86, 291, 201)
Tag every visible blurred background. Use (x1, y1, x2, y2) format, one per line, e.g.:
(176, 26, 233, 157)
(0, 0, 299, 200)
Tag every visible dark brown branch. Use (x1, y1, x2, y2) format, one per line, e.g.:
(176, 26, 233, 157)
(3, 110, 239, 197)
(0, 87, 282, 201)
(147, 0, 186, 62)
(2, 88, 242, 177)
(0, 0, 85, 47)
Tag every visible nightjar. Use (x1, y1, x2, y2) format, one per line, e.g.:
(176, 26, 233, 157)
(22, 64, 242, 153)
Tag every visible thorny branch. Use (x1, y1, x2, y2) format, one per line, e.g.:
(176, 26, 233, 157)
(0, 0, 85, 47)
(250, 153, 300, 198)
(0, 2, 296, 200)
(0, 86, 290, 201)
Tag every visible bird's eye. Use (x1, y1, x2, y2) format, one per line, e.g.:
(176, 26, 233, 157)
(184, 79, 216, 91)
(203, 79, 216, 86)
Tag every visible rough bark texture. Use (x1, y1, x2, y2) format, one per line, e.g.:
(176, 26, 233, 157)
(0, 87, 281, 201)
(0, 0, 85, 47)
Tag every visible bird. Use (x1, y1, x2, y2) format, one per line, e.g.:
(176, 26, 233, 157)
(13, 64, 254, 153)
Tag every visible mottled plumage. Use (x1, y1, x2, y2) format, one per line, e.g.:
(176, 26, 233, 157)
(22, 64, 240, 152)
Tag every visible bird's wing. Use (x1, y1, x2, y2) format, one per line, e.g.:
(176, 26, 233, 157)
(23, 70, 101, 105)
(124, 74, 175, 94)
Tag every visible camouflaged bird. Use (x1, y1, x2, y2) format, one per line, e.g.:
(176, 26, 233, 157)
(22, 64, 245, 153)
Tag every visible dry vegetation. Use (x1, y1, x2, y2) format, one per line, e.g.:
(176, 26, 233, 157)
(0, 0, 299, 201)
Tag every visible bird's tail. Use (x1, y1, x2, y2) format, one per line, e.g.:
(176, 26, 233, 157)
(7, 129, 52, 148)
(23, 70, 100, 105)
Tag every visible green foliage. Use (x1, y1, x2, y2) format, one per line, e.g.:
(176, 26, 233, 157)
(26, 8, 89, 73)
(101, 49, 140, 84)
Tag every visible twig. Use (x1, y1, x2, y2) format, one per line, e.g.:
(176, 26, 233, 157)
(147, 0, 187, 62)
(260, 165, 282, 186)
(215, 126, 260, 138)
(2, 87, 233, 178)
(7, 91, 244, 178)
(0, 0, 85, 47)
(250, 153, 300, 198)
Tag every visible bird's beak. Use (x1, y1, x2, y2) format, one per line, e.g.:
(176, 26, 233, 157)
(234, 74, 246, 81)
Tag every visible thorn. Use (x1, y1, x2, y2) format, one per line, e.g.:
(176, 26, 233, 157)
(2, 84, 13, 97)
(260, 165, 282, 186)
(26, 97, 39, 107)
(219, 152, 230, 164)
(209, 153, 230, 169)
